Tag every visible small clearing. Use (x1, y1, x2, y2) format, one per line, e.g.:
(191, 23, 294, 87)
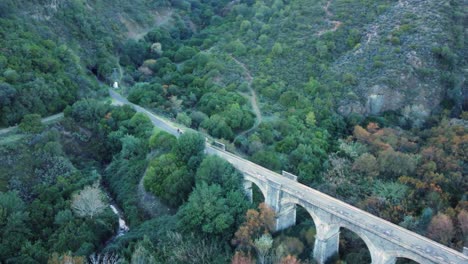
(121, 9, 174, 40)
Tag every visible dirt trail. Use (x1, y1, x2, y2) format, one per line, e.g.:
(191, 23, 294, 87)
(316, 0, 342, 36)
(0, 113, 64, 136)
(230, 56, 263, 142)
(121, 9, 174, 40)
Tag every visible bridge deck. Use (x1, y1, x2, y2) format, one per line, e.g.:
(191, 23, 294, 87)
(207, 146, 468, 264)
(110, 89, 468, 264)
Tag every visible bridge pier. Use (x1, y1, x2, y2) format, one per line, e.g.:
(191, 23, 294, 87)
(313, 224, 340, 264)
(243, 180, 253, 203)
(276, 203, 296, 231)
(264, 179, 298, 231)
(238, 171, 467, 264)
(265, 179, 282, 211)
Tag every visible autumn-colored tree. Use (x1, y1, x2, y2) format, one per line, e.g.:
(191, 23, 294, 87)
(353, 125, 371, 143)
(366, 122, 380, 133)
(358, 196, 387, 218)
(427, 213, 454, 245)
(420, 147, 458, 173)
(231, 251, 254, 264)
(277, 236, 305, 257)
(232, 203, 275, 247)
(352, 125, 390, 151)
(48, 252, 85, 264)
(373, 127, 399, 148)
(457, 210, 468, 238)
(258, 203, 276, 231)
(281, 255, 301, 264)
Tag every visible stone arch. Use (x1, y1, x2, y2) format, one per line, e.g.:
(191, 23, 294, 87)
(244, 174, 267, 202)
(280, 196, 321, 226)
(338, 222, 375, 263)
(395, 256, 420, 264)
(389, 251, 426, 264)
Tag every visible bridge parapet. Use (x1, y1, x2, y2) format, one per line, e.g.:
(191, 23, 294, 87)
(228, 149, 468, 264)
(281, 170, 298, 181)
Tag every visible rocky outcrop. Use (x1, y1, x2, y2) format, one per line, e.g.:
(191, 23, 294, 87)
(334, 0, 464, 124)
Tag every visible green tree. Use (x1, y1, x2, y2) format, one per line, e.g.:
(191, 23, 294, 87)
(127, 113, 153, 140)
(176, 112, 192, 127)
(240, 20, 251, 31)
(224, 104, 254, 131)
(228, 40, 247, 56)
(120, 135, 148, 160)
(177, 182, 248, 237)
(174, 46, 198, 63)
(254, 234, 273, 264)
(352, 153, 379, 178)
(19, 114, 44, 133)
(305, 111, 316, 127)
(149, 130, 176, 152)
(0, 191, 31, 261)
(201, 115, 234, 140)
(304, 77, 320, 94)
(131, 236, 157, 264)
(271, 42, 283, 56)
(144, 153, 178, 194)
(252, 151, 282, 172)
(177, 183, 233, 236)
(377, 149, 418, 179)
(173, 132, 205, 168)
(144, 153, 193, 207)
(278, 91, 299, 107)
(195, 156, 243, 191)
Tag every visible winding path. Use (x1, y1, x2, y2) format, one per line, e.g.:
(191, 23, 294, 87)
(0, 113, 64, 136)
(316, 0, 342, 36)
(230, 55, 263, 142)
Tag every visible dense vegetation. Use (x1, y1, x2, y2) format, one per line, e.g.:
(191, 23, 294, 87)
(0, 99, 138, 262)
(121, 0, 466, 261)
(0, 0, 466, 263)
(0, 0, 179, 127)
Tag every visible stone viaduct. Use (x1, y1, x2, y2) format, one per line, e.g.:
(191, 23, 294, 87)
(207, 144, 468, 264)
(109, 90, 468, 264)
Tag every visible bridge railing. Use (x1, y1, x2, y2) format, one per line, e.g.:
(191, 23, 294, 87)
(208, 145, 468, 264)
(281, 171, 298, 181)
(212, 141, 226, 151)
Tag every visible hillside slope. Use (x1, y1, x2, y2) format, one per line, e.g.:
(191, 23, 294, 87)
(333, 0, 466, 126)
(0, 0, 182, 126)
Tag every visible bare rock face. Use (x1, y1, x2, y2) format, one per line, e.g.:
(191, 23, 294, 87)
(406, 51, 423, 69)
(335, 0, 458, 124)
